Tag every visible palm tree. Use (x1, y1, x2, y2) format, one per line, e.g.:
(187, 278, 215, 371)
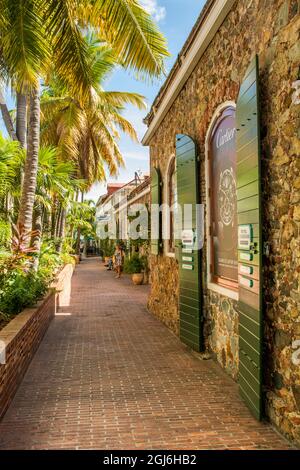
(16, 93, 27, 148)
(32, 146, 80, 268)
(0, 0, 169, 249)
(0, 89, 18, 141)
(0, 133, 23, 217)
(41, 38, 147, 185)
(67, 199, 96, 255)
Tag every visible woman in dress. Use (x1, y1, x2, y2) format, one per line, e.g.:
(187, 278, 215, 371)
(114, 244, 123, 279)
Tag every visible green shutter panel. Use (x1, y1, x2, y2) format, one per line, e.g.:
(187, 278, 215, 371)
(151, 167, 162, 255)
(236, 55, 263, 420)
(176, 134, 203, 352)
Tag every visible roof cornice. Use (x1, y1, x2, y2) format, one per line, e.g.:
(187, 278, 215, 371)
(142, 0, 235, 145)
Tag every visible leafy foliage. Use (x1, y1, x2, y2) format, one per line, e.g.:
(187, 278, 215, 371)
(41, 35, 146, 184)
(123, 254, 145, 274)
(0, 219, 11, 249)
(100, 238, 115, 257)
(0, 268, 49, 317)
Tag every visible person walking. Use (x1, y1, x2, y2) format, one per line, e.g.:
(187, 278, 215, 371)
(114, 244, 123, 279)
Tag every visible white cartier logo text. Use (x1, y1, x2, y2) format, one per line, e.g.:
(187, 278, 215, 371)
(216, 127, 236, 148)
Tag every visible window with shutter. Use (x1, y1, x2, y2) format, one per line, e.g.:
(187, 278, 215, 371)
(176, 134, 203, 352)
(167, 157, 177, 253)
(151, 167, 162, 255)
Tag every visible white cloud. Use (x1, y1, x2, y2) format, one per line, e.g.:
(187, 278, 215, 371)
(139, 0, 166, 22)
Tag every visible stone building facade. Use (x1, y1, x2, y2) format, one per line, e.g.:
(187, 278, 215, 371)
(143, 0, 300, 446)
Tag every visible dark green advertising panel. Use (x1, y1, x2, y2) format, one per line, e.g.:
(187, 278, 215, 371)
(236, 55, 263, 420)
(176, 135, 203, 352)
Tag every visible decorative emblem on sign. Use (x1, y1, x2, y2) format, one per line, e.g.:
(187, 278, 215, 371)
(218, 167, 236, 226)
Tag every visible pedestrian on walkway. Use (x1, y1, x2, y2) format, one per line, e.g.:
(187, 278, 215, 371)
(107, 257, 113, 271)
(114, 244, 123, 279)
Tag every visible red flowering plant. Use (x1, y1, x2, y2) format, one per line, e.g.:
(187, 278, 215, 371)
(9, 223, 39, 269)
(0, 224, 47, 320)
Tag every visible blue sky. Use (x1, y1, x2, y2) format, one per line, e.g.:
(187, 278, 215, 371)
(0, 0, 205, 201)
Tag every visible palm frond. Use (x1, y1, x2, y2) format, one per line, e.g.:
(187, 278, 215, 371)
(43, 0, 96, 103)
(0, 0, 50, 90)
(83, 0, 169, 78)
(99, 91, 146, 110)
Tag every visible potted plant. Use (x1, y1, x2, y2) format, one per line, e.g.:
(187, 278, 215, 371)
(100, 240, 114, 265)
(124, 254, 145, 285)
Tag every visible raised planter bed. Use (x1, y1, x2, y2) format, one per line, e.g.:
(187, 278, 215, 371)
(0, 263, 74, 420)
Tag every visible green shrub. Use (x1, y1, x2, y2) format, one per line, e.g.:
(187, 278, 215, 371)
(60, 252, 76, 266)
(0, 238, 76, 322)
(123, 254, 145, 274)
(100, 239, 115, 257)
(0, 268, 49, 316)
(0, 220, 11, 250)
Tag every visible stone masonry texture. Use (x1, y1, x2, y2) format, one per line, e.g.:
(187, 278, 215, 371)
(0, 293, 55, 420)
(147, 0, 300, 445)
(0, 259, 293, 449)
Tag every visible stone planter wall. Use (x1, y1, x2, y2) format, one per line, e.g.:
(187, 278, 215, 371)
(0, 263, 74, 419)
(54, 263, 74, 308)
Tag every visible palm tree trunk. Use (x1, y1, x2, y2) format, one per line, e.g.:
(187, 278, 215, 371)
(17, 83, 40, 240)
(0, 90, 17, 141)
(75, 192, 84, 256)
(16, 92, 27, 148)
(51, 207, 57, 238)
(32, 204, 42, 271)
(54, 204, 61, 238)
(57, 208, 66, 253)
(76, 228, 81, 256)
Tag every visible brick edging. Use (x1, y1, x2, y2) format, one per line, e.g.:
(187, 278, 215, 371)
(0, 263, 74, 420)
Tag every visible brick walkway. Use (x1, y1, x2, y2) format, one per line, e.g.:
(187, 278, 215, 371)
(0, 258, 292, 449)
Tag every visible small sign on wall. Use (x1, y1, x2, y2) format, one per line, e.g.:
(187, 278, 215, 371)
(182, 256, 193, 262)
(238, 224, 253, 250)
(181, 229, 194, 246)
(182, 264, 193, 271)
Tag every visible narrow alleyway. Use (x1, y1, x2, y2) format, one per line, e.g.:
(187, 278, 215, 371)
(0, 258, 292, 449)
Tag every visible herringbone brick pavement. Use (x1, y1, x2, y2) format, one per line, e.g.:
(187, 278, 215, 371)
(0, 258, 292, 449)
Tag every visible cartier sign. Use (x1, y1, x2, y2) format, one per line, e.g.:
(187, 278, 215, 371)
(210, 106, 238, 283)
(216, 127, 236, 148)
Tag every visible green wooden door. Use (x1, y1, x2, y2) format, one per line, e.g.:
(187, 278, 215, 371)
(176, 134, 203, 352)
(236, 55, 263, 420)
(151, 167, 162, 255)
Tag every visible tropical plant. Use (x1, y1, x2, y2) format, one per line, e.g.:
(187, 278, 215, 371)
(0, 133, 23, 211)
(123, 254, 145, 274)
(32, 146, 80, 267)
(0, 268, 49, 316)
(41, 36, 146, 185)
(0, 0, 168, 249)
(100, 238, 115, 258)
(67, 199, 96, 254)
(0, 220, 11, 250)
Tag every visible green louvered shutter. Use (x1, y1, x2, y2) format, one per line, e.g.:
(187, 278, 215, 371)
(236, 55, 263, 420)
(151, 167, 162, 255)
(176, 135, 203, 352)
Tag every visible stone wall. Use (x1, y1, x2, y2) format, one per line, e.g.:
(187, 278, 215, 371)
(147, 0, 300, 445)
(148, 255, 179, 335)
(0, 293, 55, 419)
(54, 263, 75, 308)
